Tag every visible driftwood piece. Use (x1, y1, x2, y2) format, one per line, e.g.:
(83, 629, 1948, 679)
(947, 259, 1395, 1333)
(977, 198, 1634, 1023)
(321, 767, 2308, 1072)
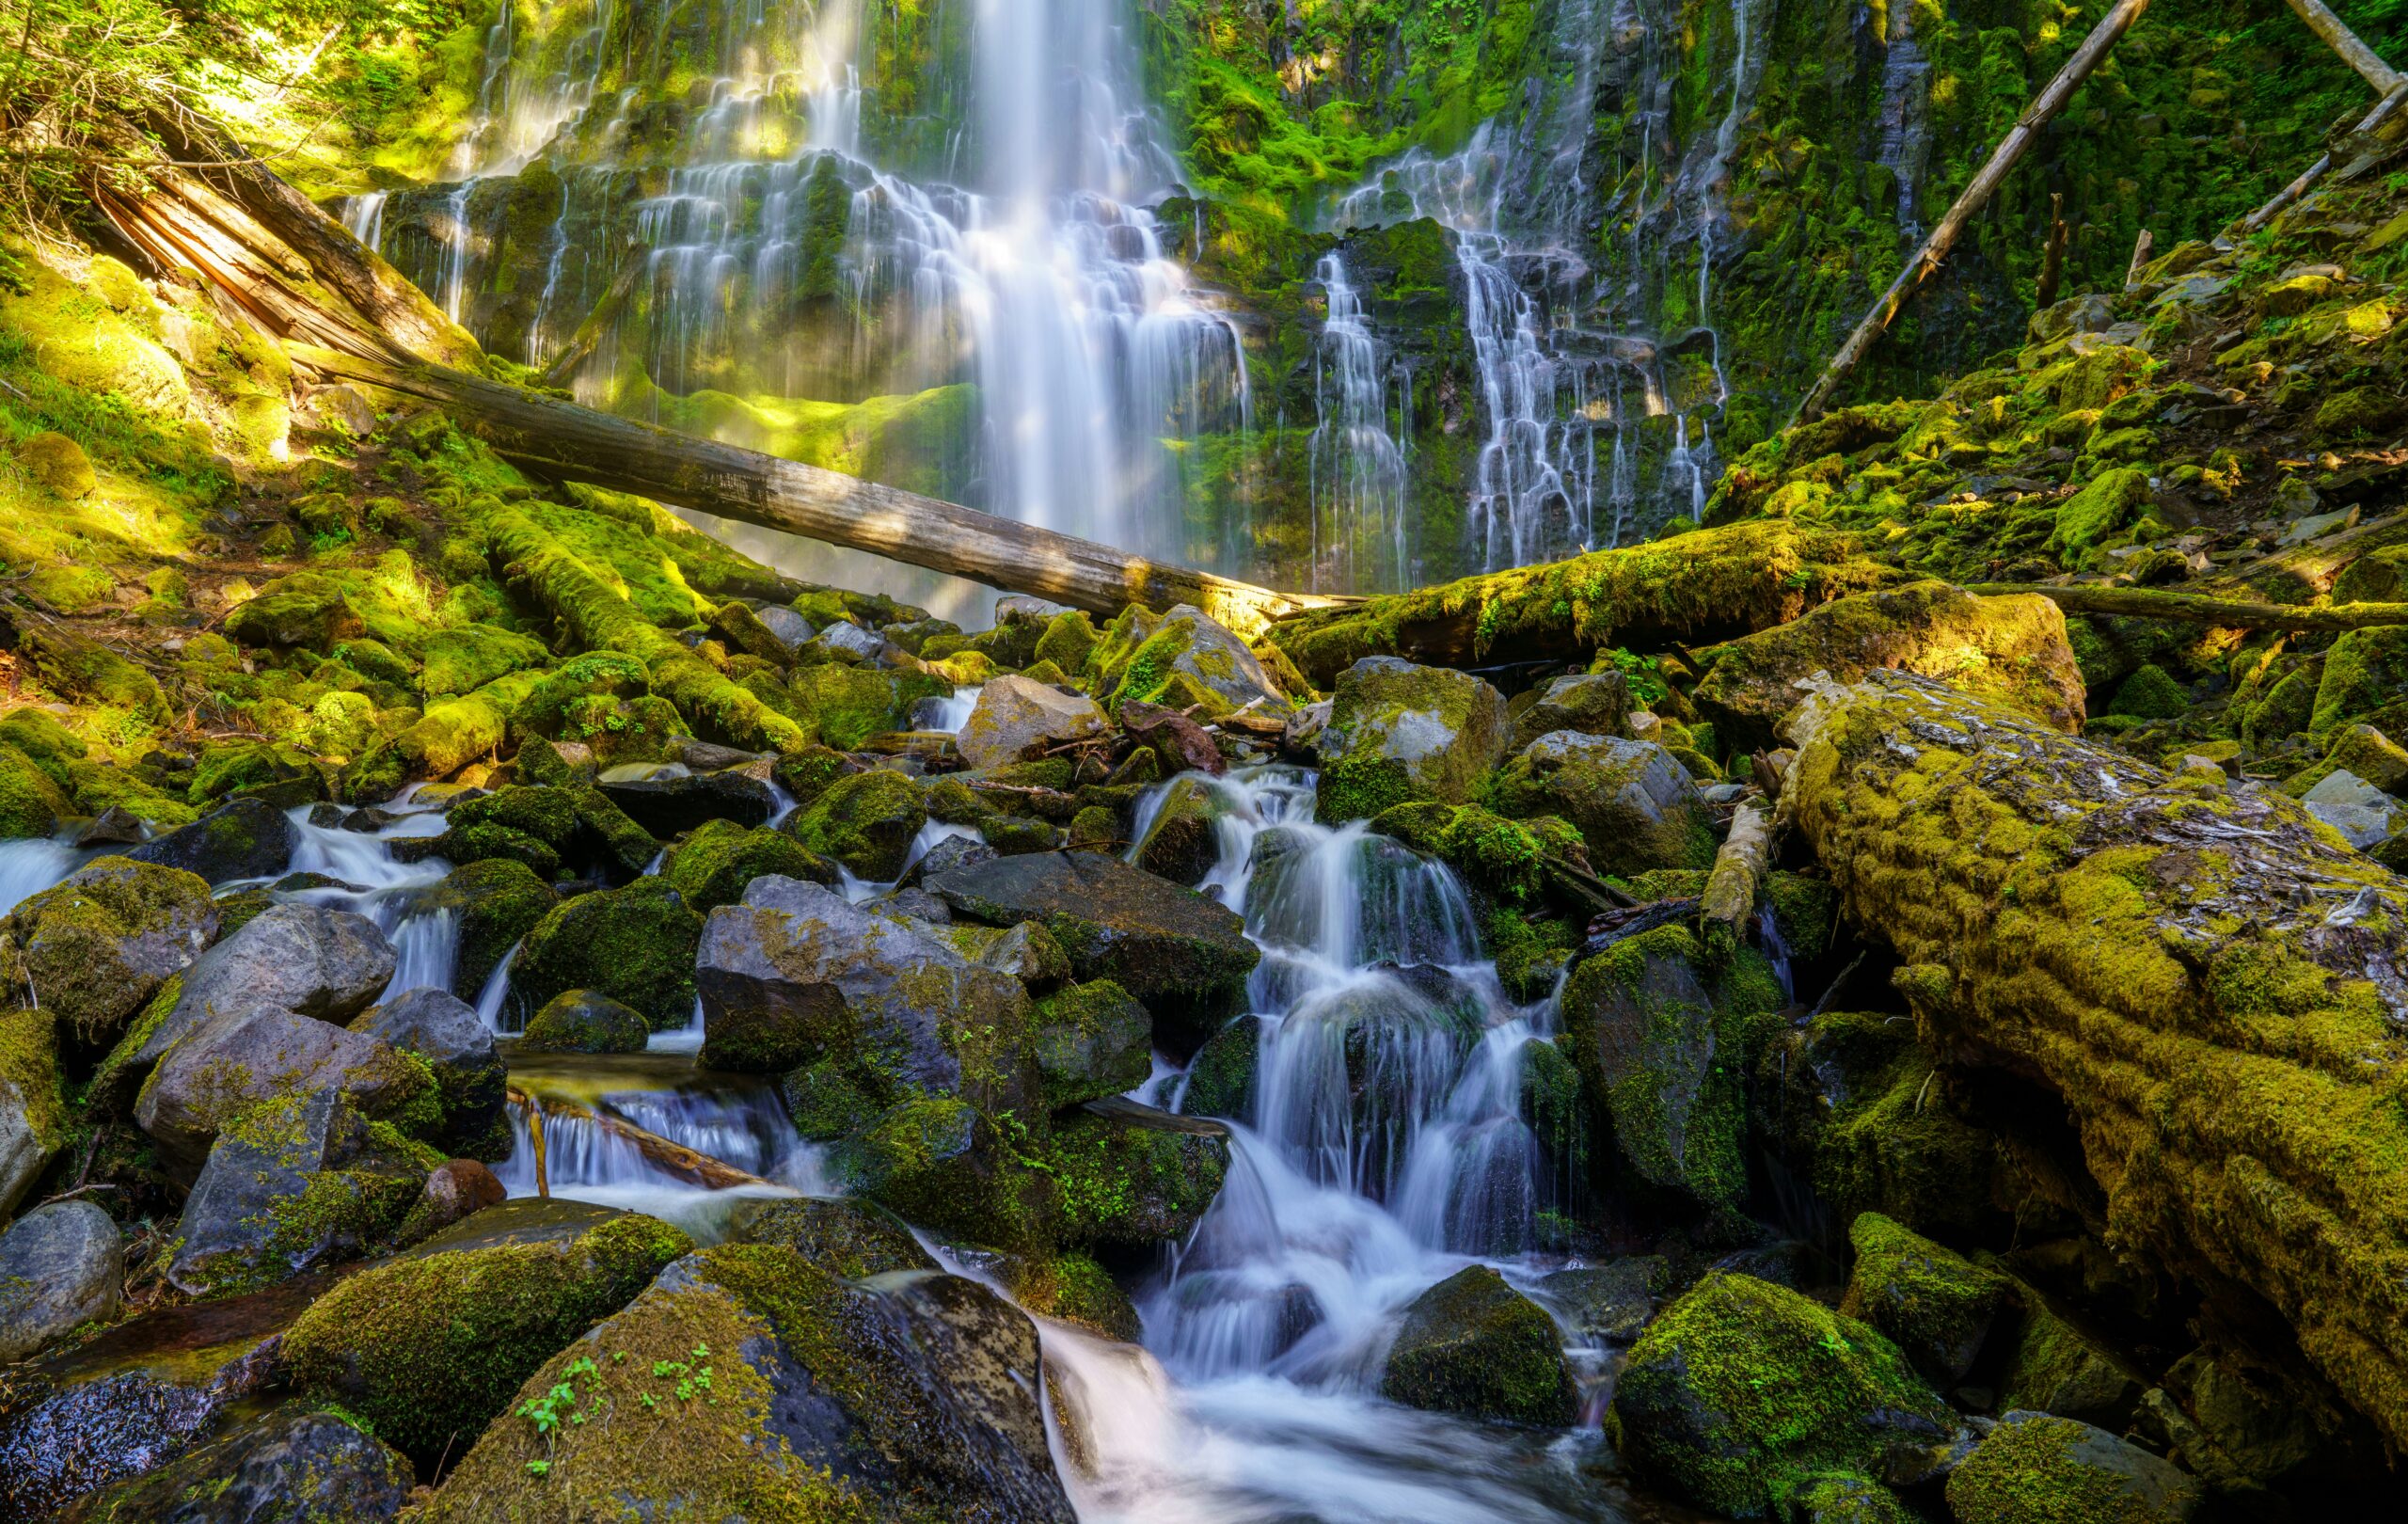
(506, 1087, 771, 1191)
(290, 344, 1344, 638)
(1782, 671, 2408, 1448)
(1700, 799, 1771, 938)
(1962, 581, 2408, 631)
(1794, 0, 2153, 423)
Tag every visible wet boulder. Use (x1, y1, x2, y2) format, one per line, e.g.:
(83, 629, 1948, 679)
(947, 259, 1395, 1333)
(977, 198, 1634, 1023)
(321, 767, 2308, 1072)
(511, 878, 704, 1030)
(0, 1008, 63, 1219)
(975, 921, 1073, 993)
(1032, 980, 1151, 1108)
(1840, 1212, 2013, 1387)
(0, 1202, 122, 1362)
(1613, 1270, 1956, 1518)
(1041, 1103, 1227, 1246)
(1315, 657, 1510, 824)
(1, 858, 216, 1046)
(1947, 1411, 2203, 1524)
(1690, 581, 2085, 751)
(1509, 670, 1632, 752)
(1379, 1265, 1576, 1427)
(167, 1089, 436, 1296)
(414, 1244, 1076, 1524)
(596, 766, 777, 836)
(927, 849, 1257, 1050)
(419, 856, 555, 993)
(127, 903, 397, 1078)
(783, 768, 928, 881)
(284, 1199, 690, 1468)
(1536, 1256, 1668, 1344)
(2301, 769, 2404, 849)
(664, 817, 837, 913)
(956, 674, 1109, 770)
(136, 1003, 426, 1176)
(1089, 602, 1292, 719)
(1133, 771, 1231, 885)
(351, 988, 508, 1158)
(51, 1406, 413, 1524)
(395, 1156, 508, 1245)
(696, 876, 1033, 1106)
(1179, 1014, 1263, 1119)
(726, 1194, 936, 1277)
(1489, 732, 1713, 873)
(124, 796, 293, 884)
(1558, 923, 1783, 1211)
(518, 988, 650, 1055)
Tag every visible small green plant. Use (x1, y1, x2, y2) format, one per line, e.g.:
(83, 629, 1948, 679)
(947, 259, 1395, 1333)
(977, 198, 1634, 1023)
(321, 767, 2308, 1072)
(651, 1343, 716, 1403)
(515, 1354, 599, 1475)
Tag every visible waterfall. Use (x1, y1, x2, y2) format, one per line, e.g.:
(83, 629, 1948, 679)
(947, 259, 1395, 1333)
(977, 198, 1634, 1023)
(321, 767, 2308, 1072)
(1875, 1, 1935, 237)
(1307, 253, 1410, 592)
(0, 836, 87, 917)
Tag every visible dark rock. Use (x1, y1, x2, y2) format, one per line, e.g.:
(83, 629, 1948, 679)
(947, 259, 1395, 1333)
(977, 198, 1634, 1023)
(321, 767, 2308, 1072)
(74, 807, 149, 847)
(511, 878, 703, 1030)
(125, 797, 293, 884)
(1132, 772, 1230, 886)
(136, 1003, 422, 1176)
(130, 903, 397, 1079)
(784, 768, 927, 881)
(1535, 1256, 1668, 1344)
(0, 1202, 121, 1362)
(597, 768, 776, 835)
(725, 1194, 935, 1277)
(518, 989, 651, 1054)
(416, 856, 555, 995)
(351, 989, 508, 1158)
(904, 832, 994, 885)
(1032, 980, 1151, 1108)
(975, 921, 1072, 992)
(1378, 1265, 1576, 1426)
(1178, 1015, 1262, 1119)
(1840, 1212, 2013, 1388)
(1509, 671, 1633, 753)
(394, 1157, 507, 1246)
(927, 850, 1257, 1051)
(1997, 1293, 2147, 1429)
(1490, 731, 1712, 874)
(2, 858, 217, 1046)
(1042, 1104, 1227, 1246)
(53, 1405, 413, 1523)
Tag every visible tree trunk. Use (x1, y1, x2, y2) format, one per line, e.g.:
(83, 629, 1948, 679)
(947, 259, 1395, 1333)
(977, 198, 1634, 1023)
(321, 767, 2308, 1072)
(293, 344, 1345, 638)
(1962, 581, 2408, 631)
(2240, 82, 2408, 235)
(2283, 0, 2403, 93)
(1782, 671, 2408, 1450)
(1793, 0, 2152, 423)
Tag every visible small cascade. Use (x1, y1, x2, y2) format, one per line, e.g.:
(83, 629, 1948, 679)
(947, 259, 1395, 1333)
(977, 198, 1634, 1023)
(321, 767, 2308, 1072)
(279, 794, 458, 998)
(1875, 3, 1935, 237)
(382, 907, 460, 1003)
(1307, 253, 1411, 592)
(927, 686, 983, 733)
(474, 941, 524, 1034)
(0, 836, 87, 916)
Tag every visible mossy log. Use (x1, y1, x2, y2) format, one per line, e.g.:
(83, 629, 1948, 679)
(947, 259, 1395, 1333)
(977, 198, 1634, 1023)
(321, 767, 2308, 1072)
(480, 501, 810, 754)
(505, 1087, 768, 1191)
(1265, 520, 1895, 684)
(1782, 671, 2408, 1445)
(292, 346, 1346, 639)
(1965, 582, 2408, 631)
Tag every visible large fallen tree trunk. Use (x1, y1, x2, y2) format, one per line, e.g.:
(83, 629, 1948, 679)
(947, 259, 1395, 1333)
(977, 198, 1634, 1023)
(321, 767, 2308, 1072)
(1964, 581, 2408, 631)
(1782, 671, 2408, 1448)
(292, 344, 1343, 638)
(1263, 519, 1897, 684)
(1793, 0, 2152, 423)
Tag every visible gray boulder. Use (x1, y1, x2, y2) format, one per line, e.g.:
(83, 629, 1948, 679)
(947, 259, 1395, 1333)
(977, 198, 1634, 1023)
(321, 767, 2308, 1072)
(754, 605, 816, 648)
(54, 1405, 412, 1523)
(1536, 1256, 1668, 1344)
(0, 1201, 121, 1361)
(1491, 731, 1712, 873)
(1315, 657, 1511, 824)
(2303, 769, 2405, 849)
(136, 1005, 421, 1176)
(956, 675, 1109, 771)
(167, 1088, 427, 1296)
(1509, 671, 1633, 753)
(1097, 603, 1293, 717)
(976, 921, 1072, 993)
(2, 859, 217, 1045)
(124, 797, 293, 884)
(697, 876, 1034, 1108)
(131, 903, 397, 1075)
(1948, 1410, 2202, 1523)
(351, 989, 507, 1158)
(1032, 980, 1151, 1108)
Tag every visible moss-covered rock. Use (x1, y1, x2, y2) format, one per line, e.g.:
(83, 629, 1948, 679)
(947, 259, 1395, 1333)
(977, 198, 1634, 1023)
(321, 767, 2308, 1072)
(2309, 626, 2408, 743)
(1840, 1212, 2012, 1386)
(1692, 582, 2085, 749)
(0, 1007, 66, 1219)
(223, 572, 361, 650)
(1945, 1410, 2204, 1524)
(783, 767, 927, 881)
(346, 671, 544, 802)
(0, 744, 71, 839)
(1370, 800, 1583, 904)
(1997, 1294, 2147, 1429)
(513, 879, 704, 1030)
(1488, 733, 1713, 874)
(1179, 1015, 1262, 1119)
(1, 857, 217, 1045)
(1613, 1271, 1956, 1518)
(1088, 602, 1292, 718)
(1315, 657, 1509, 825)
(1558, 924, 1782, 1211)
(284, 1199, 691, 1466)
(1038, 1106, 1226, 1247)
(725, 1193, 934, 1278)
(2108, 662, 2188, 720)
(841, 1095, 1056, 1253)
(2051, 468, 2152, 560)
(1378, 1265, 1576, 1427)
(1131, 772, 1231, 885)
(1784, 1473, 1915, 1524)
(1034, 609, 1100, 674)
(1032, 980, 1152, 1109)
(422, 856, 556, 994)
(665, 817, 837, 912)
(518, 988, 652, 1054)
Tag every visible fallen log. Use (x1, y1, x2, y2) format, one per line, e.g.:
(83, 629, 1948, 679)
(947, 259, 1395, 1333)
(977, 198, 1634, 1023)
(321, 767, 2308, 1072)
(2281, 0, 2402, 94)
(1963, 581, 2408, 631)
(292, 344, 1345, 639)
(1700, 799, 1770, 944)
(1793, 0, 2153, 423)
(1263, 519, 1897, 684)
(505, 1086, 771, 1191)
(1782, 670, 2408, 1448)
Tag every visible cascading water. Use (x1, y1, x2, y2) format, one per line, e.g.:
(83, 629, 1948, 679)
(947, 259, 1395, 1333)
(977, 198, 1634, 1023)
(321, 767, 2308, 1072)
(0, 836, 87, 917)
(1307, 253, 1411, 592)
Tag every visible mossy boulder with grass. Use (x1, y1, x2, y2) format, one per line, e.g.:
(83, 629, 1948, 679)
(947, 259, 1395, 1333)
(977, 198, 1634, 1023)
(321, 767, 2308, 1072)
(0, 744, 71, 839)
(1039, 1107, 1227, 1246)
(2108, 662, 2188, 720)
(666, 817, 838, 912)
(1945, 1410, 2204, 1524)
(2309, 626, 2408, 744)
(421, 856, 557, 994)
(1613, 1270, 1956, 1518)
(513, 878, 704, 1030)
(783, 767, 927, 881)
(284, 1199, 691, 1468)
(1370, 800, 1585, 904)
(1785, 1473, 1915, 1523)
(1031, 980, 1152, 1109)
(1131, 771, 1230, 885)
(1315, 657, 1509, 825)
(1488, 732, 1713, 875)
(1378, 1265, 1576, 1427)
(1087, 602, 1292, 719)
(1839, 1212, 2013, 1386)
(724, 1193, 934, 1278)
(223, 572, 362, 651)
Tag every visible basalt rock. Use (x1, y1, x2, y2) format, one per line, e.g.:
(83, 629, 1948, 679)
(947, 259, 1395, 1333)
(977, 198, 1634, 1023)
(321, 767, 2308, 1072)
(957, 674, 1109, 770)
(1782, 672, 2408, 1447)
(351, 988, 509, 1158)
(597, 766, 778, 836)
(136, 1004, 425, 1177)
(1489, 732, 1713, 875)
(124, 796, 293, 884)
(0, 1202, 122, 1363)
(52, 1406, 414, 1523)
(126, 903, 397, 1083)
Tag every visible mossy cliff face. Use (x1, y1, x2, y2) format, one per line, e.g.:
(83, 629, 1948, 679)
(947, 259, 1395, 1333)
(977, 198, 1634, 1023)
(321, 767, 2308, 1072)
(1782, 671, 2408, 1449)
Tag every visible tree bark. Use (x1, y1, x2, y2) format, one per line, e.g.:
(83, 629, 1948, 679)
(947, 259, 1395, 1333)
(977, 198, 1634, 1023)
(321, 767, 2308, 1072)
(1962, 581, 2408, 631)
(1782, 671, 2408, 1449)
(2239, 82, 2408, 234)
(2035, 192, 2068, 309)
(293, 344, 1346, 638)
(1793, 0, 2152, 423)
(2282, 0, 2403, 93)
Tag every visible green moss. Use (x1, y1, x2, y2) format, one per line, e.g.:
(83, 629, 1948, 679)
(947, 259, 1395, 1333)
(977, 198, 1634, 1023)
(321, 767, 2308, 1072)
(1945, 1412, 2198, 1524)
(1370, 800, 1578, 903)
(514, 880, 705, 1030)
(2310, 627, 2408, 743)
(1379, 1265, 1575, 1427)
(0, 743, 71, 838)
(784, 769, 927, 881)
(1840, 1213, 2012, 1385)
(1038, 1110, 1226, 1247)
(2107, 663, 2187, 720)
(843, 1096, 1053, 1253)
(666, 818, 833, 912)
(286, 1209, 692, 1465)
